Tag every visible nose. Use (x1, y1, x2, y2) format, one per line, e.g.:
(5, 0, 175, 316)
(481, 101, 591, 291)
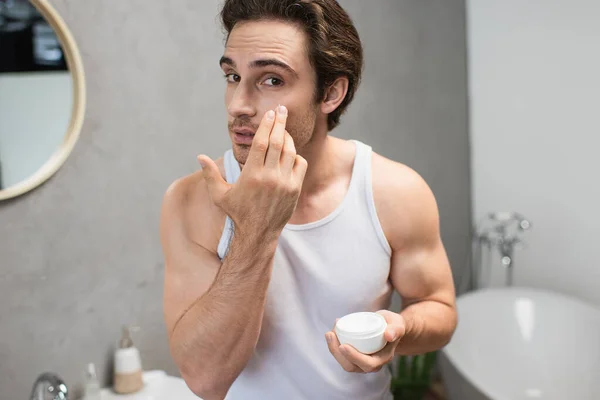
(227, 84, 256, 119)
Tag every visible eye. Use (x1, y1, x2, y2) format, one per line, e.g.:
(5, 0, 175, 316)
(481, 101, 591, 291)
(224, 73, 240, 83)
(263, 77, 283, 87)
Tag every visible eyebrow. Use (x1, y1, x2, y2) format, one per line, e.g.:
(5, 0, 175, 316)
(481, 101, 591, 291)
(219, 56, 299, 78)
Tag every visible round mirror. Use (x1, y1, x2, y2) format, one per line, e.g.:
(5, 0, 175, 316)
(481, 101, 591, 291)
(0, 0, 85, 200)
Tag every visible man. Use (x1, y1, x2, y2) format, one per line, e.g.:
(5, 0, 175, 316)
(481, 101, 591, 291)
(160, 1, 457, 399)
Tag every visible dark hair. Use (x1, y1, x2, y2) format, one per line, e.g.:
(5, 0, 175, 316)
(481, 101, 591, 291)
(220, 0, 364, 131)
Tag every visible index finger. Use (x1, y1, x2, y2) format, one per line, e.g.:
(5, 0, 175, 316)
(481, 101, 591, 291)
(245, 109, 276, 170)
(339, 341, 394, 373)
(326, 326, 360, 373)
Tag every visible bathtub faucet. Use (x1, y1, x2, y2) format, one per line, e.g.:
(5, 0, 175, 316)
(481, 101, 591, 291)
(473, 212, 532, 287)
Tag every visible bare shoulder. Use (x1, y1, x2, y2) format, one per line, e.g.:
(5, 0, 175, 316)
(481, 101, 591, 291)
(371, 151, 440, 251)
(160, 158, 227, 253)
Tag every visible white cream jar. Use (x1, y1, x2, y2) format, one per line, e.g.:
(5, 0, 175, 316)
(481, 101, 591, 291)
(334, 312, 388, 354)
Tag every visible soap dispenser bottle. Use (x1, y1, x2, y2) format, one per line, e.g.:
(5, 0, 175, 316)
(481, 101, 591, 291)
(83, 363, 101, 400)
(113, 325, 144, 394)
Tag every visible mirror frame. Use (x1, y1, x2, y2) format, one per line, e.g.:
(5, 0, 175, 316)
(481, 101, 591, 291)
(0, 0, 86, 201)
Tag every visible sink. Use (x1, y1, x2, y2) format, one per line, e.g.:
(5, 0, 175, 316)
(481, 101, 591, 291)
(99, 370, 200, 399)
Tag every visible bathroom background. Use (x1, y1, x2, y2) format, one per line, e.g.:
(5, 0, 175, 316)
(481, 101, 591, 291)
(0, 0, 470, 394)
(3, 0, 597, 397)
(467, 0, 600, 306)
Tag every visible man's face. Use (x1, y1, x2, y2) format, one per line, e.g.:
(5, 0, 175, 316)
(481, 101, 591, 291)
(220, 19, 320, 166)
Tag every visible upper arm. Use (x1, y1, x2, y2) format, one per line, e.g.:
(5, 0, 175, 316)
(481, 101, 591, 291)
(160, 176, 222, 339)
(375, 158, 456, 310)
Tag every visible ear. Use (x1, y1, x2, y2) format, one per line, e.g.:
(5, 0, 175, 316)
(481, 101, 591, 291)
(320, 76, 349, 115)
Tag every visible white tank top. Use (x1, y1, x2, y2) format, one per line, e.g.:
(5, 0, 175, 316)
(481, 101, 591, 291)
(218, 139, 394, 400)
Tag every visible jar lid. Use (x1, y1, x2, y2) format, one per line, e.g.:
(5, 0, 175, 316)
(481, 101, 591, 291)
(336, 312, 387, 337)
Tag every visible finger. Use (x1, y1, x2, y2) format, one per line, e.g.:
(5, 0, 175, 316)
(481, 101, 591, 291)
(197, 155, 230, 205)
(326, 332, 361, 373)
(292, 154, 308, 185)
(339, 343, 392, 373)
(371, 341, 397, 367)
(384, 326, 402, 343)
(280, 131, 296, 176)
(376, 310, 406, 342)
(264, 105, 288, 169)
(245, 109, 276, 170)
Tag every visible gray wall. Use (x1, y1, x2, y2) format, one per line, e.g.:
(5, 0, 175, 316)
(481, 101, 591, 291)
(0, 0, 470, 396)
(468, 0, 600, 305)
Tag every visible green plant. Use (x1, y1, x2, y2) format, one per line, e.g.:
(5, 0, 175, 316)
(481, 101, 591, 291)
(389, 351, 437, 400)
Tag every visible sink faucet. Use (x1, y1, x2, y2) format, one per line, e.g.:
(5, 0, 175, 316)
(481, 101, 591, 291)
(30, 372, 68, 400)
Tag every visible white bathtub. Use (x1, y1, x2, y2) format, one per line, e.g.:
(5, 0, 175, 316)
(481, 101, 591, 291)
(439, 287, 600, 400)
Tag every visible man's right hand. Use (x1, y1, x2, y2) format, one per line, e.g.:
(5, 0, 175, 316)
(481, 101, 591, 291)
(197, 105, 308, 240)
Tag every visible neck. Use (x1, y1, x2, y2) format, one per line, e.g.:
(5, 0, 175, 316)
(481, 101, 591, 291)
(296, 132, 335, 199)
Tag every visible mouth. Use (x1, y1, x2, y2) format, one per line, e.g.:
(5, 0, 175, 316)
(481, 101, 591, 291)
(232, 128, 256, 145)
(232, 128, 256, 136)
